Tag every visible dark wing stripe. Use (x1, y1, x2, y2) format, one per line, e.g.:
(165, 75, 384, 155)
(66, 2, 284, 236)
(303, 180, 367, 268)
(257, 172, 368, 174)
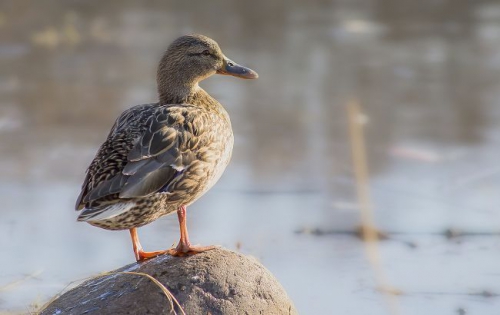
(88, 179, 114, 202)
(122, 159, 149, 175)
(83, 173, 125, 203)
(119, 139, 180, 198)
(110, 173, 128, 192)
(119, 166, 177, 198)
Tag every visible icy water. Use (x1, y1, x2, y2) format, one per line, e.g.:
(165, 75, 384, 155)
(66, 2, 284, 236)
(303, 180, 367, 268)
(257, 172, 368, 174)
(2, 1, 500, 314)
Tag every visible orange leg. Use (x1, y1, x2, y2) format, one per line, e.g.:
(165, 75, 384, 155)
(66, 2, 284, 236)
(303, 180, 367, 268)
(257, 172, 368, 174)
(166, 205, 216, 257)
(129, 228, 167, 262)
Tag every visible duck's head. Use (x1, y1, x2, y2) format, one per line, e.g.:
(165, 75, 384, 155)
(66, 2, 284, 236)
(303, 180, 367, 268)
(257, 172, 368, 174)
(157, 34, 258, 102)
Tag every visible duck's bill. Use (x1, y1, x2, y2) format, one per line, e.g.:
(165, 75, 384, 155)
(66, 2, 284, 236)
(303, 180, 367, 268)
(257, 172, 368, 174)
(217, 58, 258, 79)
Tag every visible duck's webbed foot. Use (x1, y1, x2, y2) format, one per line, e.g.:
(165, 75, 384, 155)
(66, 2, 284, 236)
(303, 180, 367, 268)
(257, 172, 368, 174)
(167, 243, 217, 257)
(130, 228, 168, 262)
(167, 205, 218, 257)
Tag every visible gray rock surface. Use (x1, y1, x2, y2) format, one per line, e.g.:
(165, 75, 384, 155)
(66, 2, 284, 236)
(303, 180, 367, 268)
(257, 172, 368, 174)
(40, 248, 297, 315)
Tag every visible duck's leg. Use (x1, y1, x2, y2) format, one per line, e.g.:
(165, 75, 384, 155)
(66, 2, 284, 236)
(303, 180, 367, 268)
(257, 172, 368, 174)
(129, 228, 167, 262)
(167, 205, 216, 257)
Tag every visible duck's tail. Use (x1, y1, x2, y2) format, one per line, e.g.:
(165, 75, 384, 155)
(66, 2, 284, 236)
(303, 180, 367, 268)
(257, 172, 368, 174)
(77, 201, 137, 222)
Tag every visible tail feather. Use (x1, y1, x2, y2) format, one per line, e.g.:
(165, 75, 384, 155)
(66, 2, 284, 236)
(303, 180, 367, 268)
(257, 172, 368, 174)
(77, 202, 136, 222)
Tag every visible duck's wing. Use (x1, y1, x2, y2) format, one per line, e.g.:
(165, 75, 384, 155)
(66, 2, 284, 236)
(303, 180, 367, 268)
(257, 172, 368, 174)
(118, 106, 204, 199)
(75, 104, 153, 210)
(75, 105, 208, 210)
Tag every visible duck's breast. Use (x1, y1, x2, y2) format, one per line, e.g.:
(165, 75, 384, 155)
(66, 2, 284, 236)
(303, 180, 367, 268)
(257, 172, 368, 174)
(182, 111, 234, 205)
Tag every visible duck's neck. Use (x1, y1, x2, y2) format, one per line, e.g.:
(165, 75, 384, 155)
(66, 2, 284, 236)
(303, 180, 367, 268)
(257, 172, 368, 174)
(158, 83, 211, 106)
(158, 83, 229, 120)
(158, 80, 198, 105)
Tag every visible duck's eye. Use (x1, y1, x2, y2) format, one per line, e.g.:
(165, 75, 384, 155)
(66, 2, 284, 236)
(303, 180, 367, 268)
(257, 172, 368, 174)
(202, 50, 211, 56)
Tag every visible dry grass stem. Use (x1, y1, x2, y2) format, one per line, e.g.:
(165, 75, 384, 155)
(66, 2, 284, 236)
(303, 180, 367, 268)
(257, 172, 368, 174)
(117, 271, 186, 315)
(0, 270, 43, 293)
(33, 269, 186, 315)
(347, 100, 401, 315)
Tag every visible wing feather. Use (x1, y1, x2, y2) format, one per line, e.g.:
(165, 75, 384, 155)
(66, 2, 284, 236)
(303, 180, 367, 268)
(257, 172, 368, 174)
(76, 104, 207, 209)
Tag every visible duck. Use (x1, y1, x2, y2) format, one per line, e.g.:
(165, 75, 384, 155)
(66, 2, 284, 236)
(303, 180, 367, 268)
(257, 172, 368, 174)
(75, 34, 258, 262)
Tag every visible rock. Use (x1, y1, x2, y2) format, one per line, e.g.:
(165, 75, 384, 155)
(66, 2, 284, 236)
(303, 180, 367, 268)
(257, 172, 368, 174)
(40, 248, 297, 315)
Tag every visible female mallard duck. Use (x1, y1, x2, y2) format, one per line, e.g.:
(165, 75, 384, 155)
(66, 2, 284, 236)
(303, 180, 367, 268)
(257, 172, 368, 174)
(75, 34, 258, 262)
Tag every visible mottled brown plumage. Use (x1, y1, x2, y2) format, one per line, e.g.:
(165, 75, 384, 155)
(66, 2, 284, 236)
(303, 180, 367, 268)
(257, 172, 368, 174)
(75, 34, 257, 261)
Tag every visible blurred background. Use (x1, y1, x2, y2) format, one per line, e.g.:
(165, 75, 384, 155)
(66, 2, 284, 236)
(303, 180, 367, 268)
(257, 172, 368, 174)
(1, 0, 500, 314)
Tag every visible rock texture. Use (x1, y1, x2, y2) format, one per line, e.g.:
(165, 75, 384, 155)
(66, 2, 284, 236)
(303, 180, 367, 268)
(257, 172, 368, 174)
(40, 248, 297, 315)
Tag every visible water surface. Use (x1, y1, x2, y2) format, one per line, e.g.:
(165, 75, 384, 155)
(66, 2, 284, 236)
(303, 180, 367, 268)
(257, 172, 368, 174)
(1, 1, 500, 314)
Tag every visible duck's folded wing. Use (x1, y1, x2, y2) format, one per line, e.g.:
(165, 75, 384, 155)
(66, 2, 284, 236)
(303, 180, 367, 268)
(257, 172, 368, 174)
(78, 106, 204, 208)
